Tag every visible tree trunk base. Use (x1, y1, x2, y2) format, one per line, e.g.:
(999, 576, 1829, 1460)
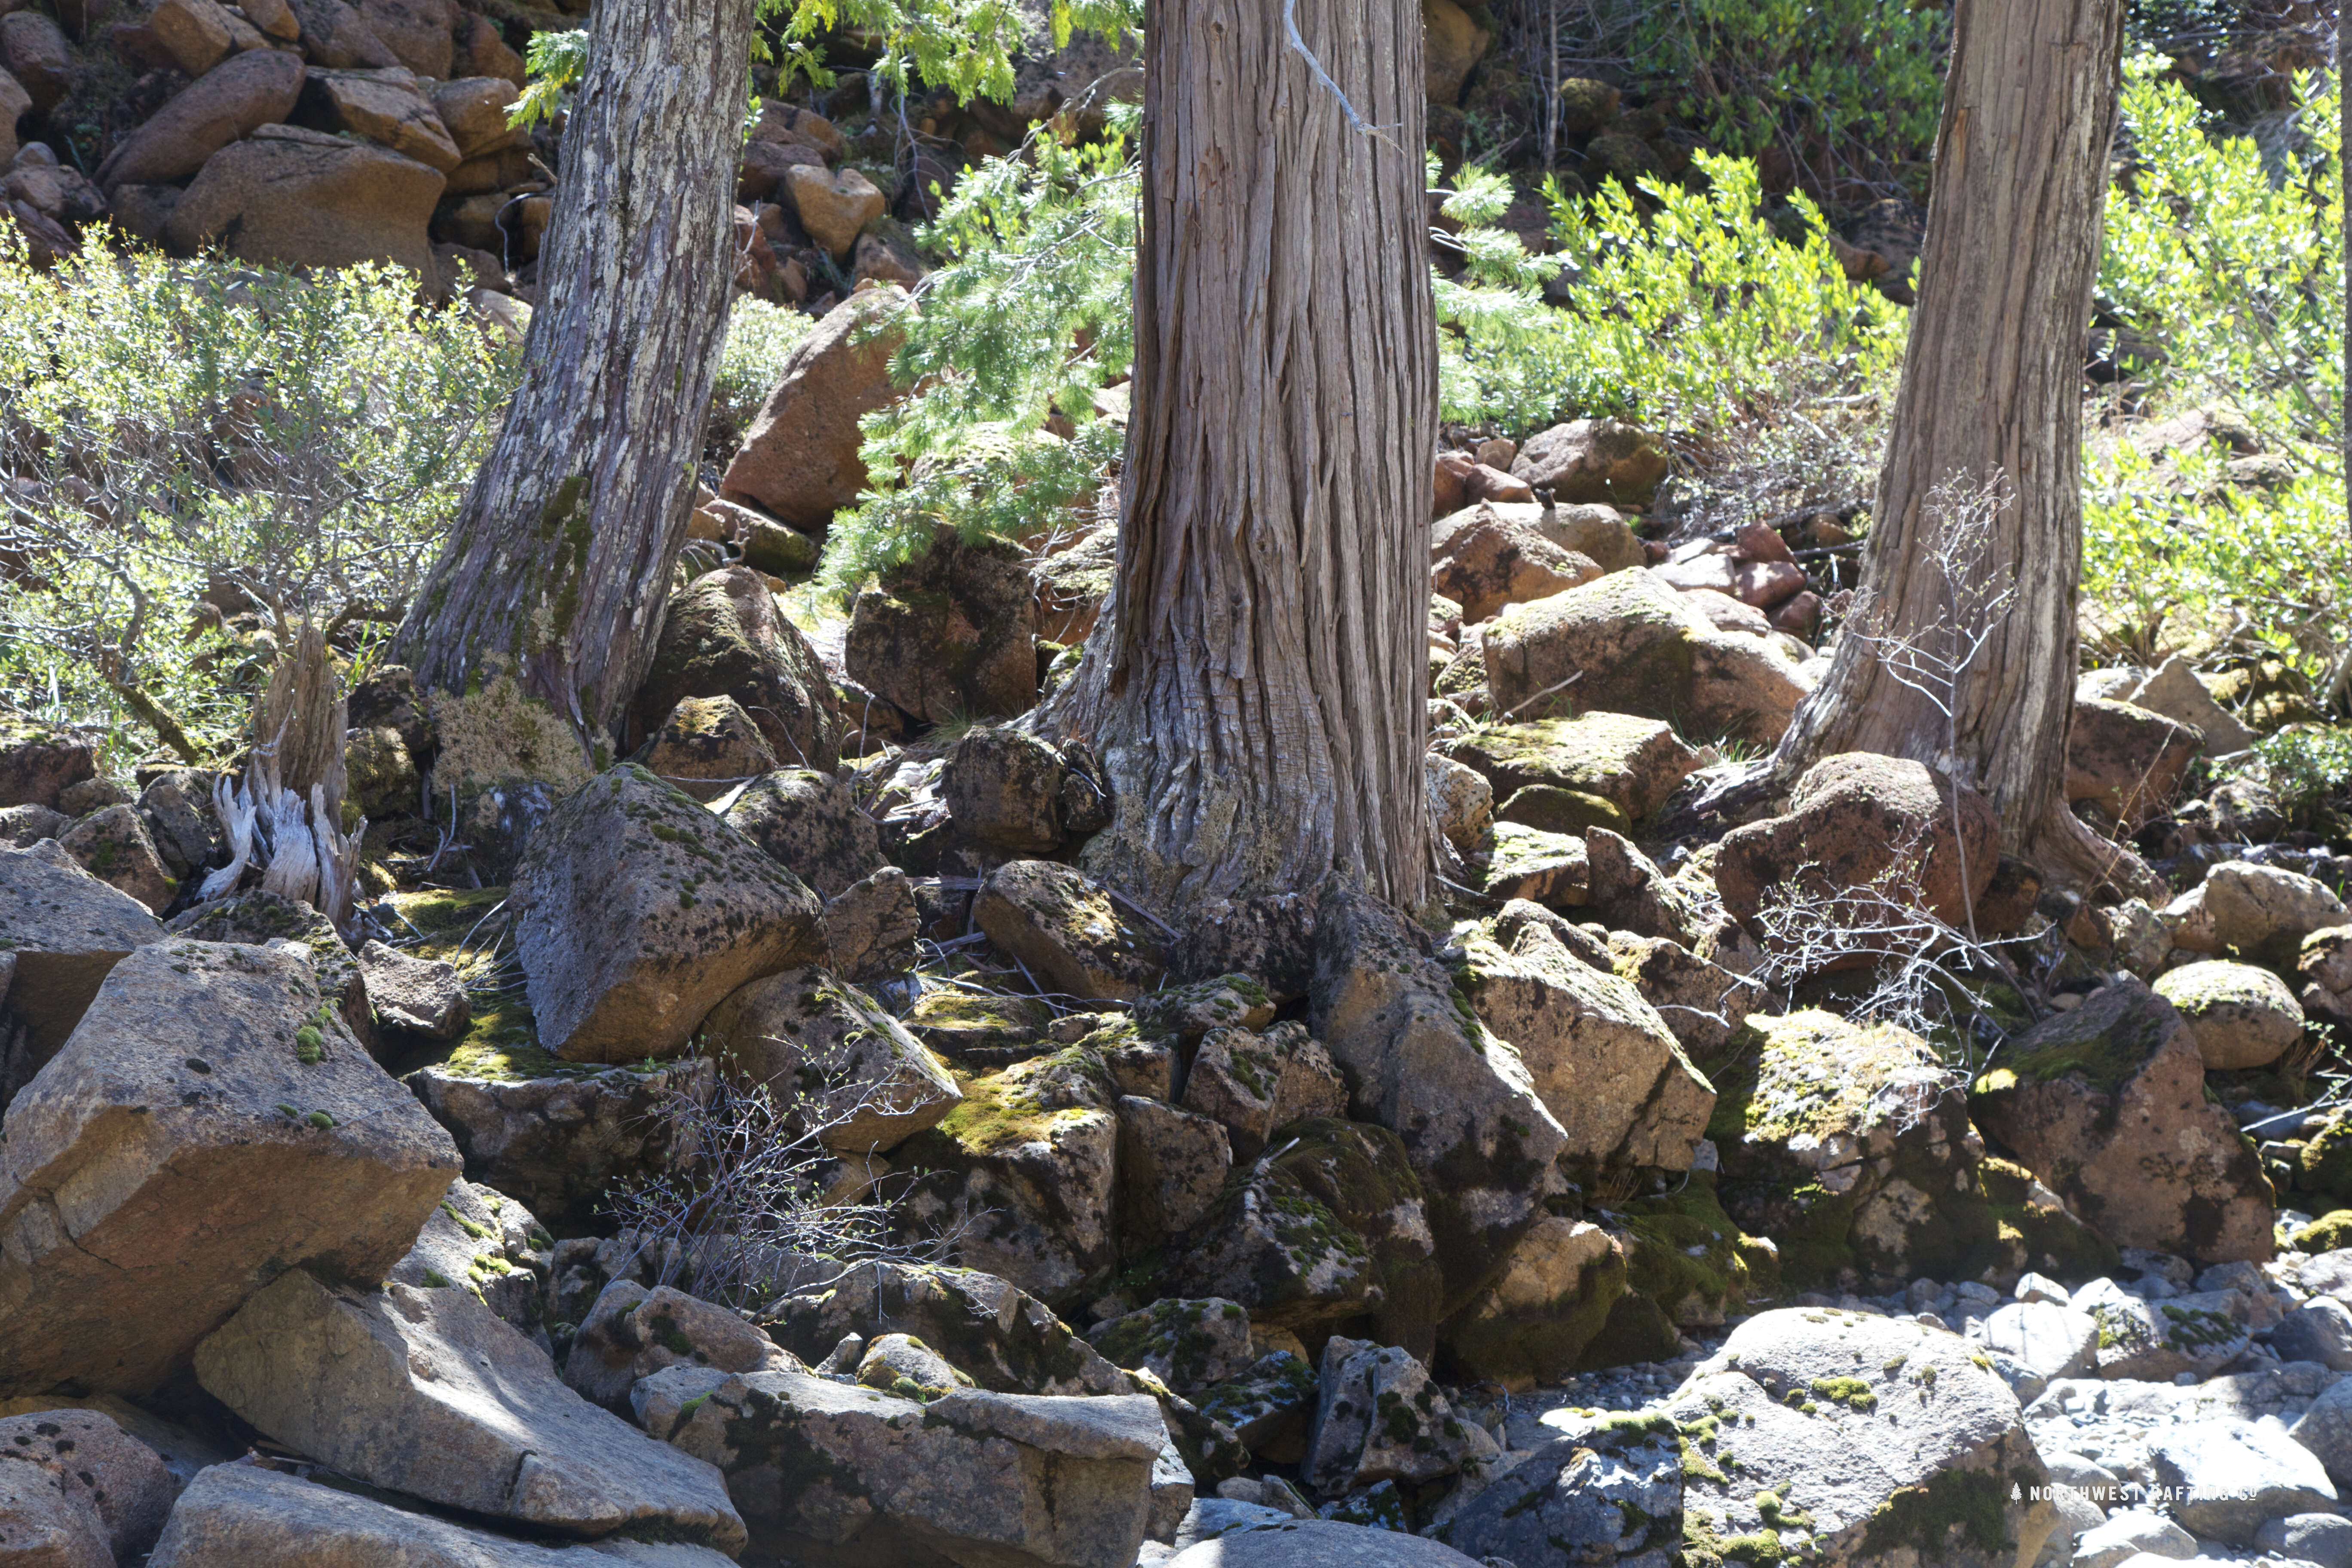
(2022, 802, 2165, 904)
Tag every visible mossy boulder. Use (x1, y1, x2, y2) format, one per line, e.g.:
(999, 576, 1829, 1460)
(58, 803, 175, 913)
(1085, 1297, 1255, 1395)
(973, 859, 1167, 1001)
(722, 768, 885, 901)
(700, 966, 961, 1155)
(2153, 959, 2305, 1070)
(1434, 1407, 1683, 1567)
(1302, 1338, 1480, 1497)
(903, 986, 1056, 1064)
(1970, 978, 2275, 1265)
(760, 1259, 1131, 1396)
(629, 566, 842, 775)
(1442, 710, 1700, 825)
(941, 726, 1067, 854)
(1479, 821, 1590, 908)
(843, 527, 1037, 724)
(172, 888, 369, 1047)
(0, 714, 95, 810)
(1438, 1215, 1626, 1390)
(1134, 974, 1276, 1039)
(1179, 1019, 1347, 1160)
(637, 694, 780, 803)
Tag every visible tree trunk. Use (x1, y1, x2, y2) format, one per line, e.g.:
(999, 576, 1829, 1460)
(1769, 0, 2141, 892)
(395, 0, 755, 747)
(1045, 0, 1437, 916)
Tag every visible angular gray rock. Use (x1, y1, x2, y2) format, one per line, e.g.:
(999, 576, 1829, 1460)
(0, 1407, 173, 1561)
(1433, 1407, 1682, 1568)
(0, 839, 165, 1066)
(1116, 1095, 1233, 1247)
(1983, 1301, 2100, 1381)
(388, 1176, 551, 1338)
(761, 1260, 1132, 1397)
(358, 937, 470, 1041)
(1302, 1339, 1474, 1496)
(1163, 1517, 1486, 1566)
(2275, 1296, 2352, 1371)
(2150, 1418, 2335, 1544)
(0, 1448, 111, 1568)
(145, 1463, 741, 1567)
(2256, 1513, 2352, 1568)
(1086, 1298, 1255, 1396)
(1196, 1351, 1320, 1452)
(720, 767, 885, 899)
(2067, 1277, 2251, 1381)
(698, 966, 960, 1154)
(563, 1279, 797, 1413)
(193, 1271, 746, 1550)
(0, 940, 459, 1395)
(511, 765, 824, 1062)
(974, 860, 1168, 1001)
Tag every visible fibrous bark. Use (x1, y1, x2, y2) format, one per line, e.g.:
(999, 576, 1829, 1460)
(1048, 0, 1437, 915)
(395, 0, 755, 747)
(1770, 0, 2138, 892)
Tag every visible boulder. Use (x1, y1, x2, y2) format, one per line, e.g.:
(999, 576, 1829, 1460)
(1583, 824, 1704, 943)
(2153, 959, 2303, 1069)
(0, 718, 93, 809)
(1433, 1406, 1681, 1567)
(1424, 753, 1494, 852)
(357, 937, 469, 1041)
(1086, 1298, 1254, 1395)
(56, 801, 175, 911)
(2256, 1514, 2352, 1568)
(1982, 1301, 2099, 1380)
(2306, 925, 2352, 1032)
(944, 727, 1068, 853)
(287, 0, 403, 67)
(563, 1279, 797, 1413)
(2150, 1419, 2335, 1544)
(1481, 821, 1591, 906)
(1308, 887, 1568, 1307)
(763, 1259, 1131, 1397)
(0, 802, 67, 846)
(2066, 698, 2202, 827)
(195, 1269, 744, 1548)
(720, 286, 907, 530)
(974, 860, 1167, 1001)
(1430, 500, 1602, 622)
(698, 966, 961, 1153)
(825, 865, 921, 980)
(388, 1176, 551, 1338)
(1716, 751, 2000, 938)
(0, 940, 459, 1395)
(1482, 568, 1809, 745)
(1115, 1096, 1232, 1249)
(1508, 417, 1668, 506)
(1441, 710, 1700, 824)
(1166, 1519, 1484, 1565)
(0, 12, 68, 114)
(844, 528, 1038, 723)
(298, 64, 460, 170)
(0, 1408, 173, 1561)
(2072, 1511, 2198, 1568)
(721, 767, 882, 899)
(431, 74, 524, 159)
(1302, 1338, 1475, 1495)
(145, 1461, 742, 1567)
(356, 0, 454, 77)
(0, 68, 29, 170)
(1608, 929, 1757, 1057)
(406, 1042, 710, 1230)
(629, 567, 841, 775)
(2196, 860, 2349, 967)
(164, 125, 444, 279)
(0, 1449, 113, 1568)
(2272, 1296, 2352, 1371)
(779, 162, 884, 260)
(2123, 655, 2252, 755)
(1177, 1019, 1345, 1160)
(1196, 1351, 1319, 1452)
(650, 1368, 1158, 1568)
(510, 764, 824, 1063)
(1422, 0, 1487, 103)
(1971, 979, 2274, 1265)
(894, 1047, 1121, 1306)
(1435, 1214, 1627, 1389)
(1663, 1308, 2059, 1568)
(0, 839, 164, 1069)
(146, 0, 236, 76)
(637, 694, 780, 802)
(1462, 915, 1713, 1170)
(166, 888, 370, 1044)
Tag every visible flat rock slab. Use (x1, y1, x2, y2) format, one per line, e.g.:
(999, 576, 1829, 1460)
(0, 940, 458, 1395)
(193, 1271, 744, 1551)
(0, 839, 165, 1065)
(146, 1463, 740, 1567)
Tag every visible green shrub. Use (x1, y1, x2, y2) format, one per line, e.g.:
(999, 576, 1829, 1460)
(709, 296, 816, 455)
(2256, 724, 2352, 834)
(0, 240, 520, 766)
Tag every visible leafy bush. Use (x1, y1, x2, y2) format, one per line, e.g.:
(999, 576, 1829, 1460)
(0, 241, 519, 766)
(2083, 64, 2344, 680)
(2256, 723, 2352, 834)
(709, 296, 817, 456)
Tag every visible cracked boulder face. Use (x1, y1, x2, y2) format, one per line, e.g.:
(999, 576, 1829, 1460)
(646, 1367, 1160, 1568)
(0, 940, 459, 1396)
(58, 802, 176, 913)
(1309, 887, 1569, 1314)
(1664, 1308, 2058, 1568)
(388, 1176, 553, 1342)
(0, 839, 165, 1078)
(1709, 1010, 2092, 1294)
(893, 1047, 1122, 1308)
(1115, 1095, 1232, 1250)
(510, 764, 825, 1063)
(194, 1269, 746, 1550)
(1969, 977, 2275, 1266)
(700, 966, 961, 1156)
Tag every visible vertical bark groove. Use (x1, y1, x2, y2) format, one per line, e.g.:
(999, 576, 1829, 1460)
(396, 0, 755, 745)
(1771, 0, 2132, 888)
(1062, 0, 1436, 915)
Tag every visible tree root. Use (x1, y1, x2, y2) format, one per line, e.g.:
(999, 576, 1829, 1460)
(2024, 802, 2166, 905)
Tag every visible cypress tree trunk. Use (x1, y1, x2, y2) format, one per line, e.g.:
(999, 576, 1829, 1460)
(1053, 0, 1438, 915)
(396, 0, 756, 746)
(1769, 0, 2142, 891)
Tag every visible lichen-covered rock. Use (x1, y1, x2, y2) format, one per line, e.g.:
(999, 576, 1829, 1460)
(2065, 698, 2202, 827)
(1433, 1408, 1683, 1568)
(974, 860, 1167, 1001)
(1087, 1298, 1255, 1395)
(845, 528, 1038, 724)
(1712, 1011, 2051, 1291)
(1179, 1020, 1344, 1161)
(629, 567, 841, 777)
(511, 765, 825, 1063)
(826, 866, 921, 981)
(0, 802, 67, 846)
(144, 1463, 741, 1568)
(1482, 568, 1808, 744)
(1309, 888, 1568, 1310)
(58, 801, 176, 912)
(2153, 959, 2303, 1069)
(195, 1271, 744, 1550)
(944, 726, 1069, 854)
(760, 1260, 1131, 1396)
(389, 1176, 551, 1339)
(2178, 860, 2350, 967)
(1608, 931, 1756, 1056)
(1116, 1096, 1231, 1250)
(1424, 753, 1494, 853)
(2065, 1277, 2249, 1381)
(563, 1279, 799, 1414)
(0, 1407, 172, 1562)
(137, 767, 226, 879)
(0, 1444, 113, 1568)
(408, 1033, 709, 1230)
(1442, 711, 1701, 825)
(1430, 499, 1603, 622)
(1437, 1215, 1627, 1390)
(1302, 1338, 1476, 1496)
(0, 838, 165, 1070)
(720, 286, 907, 530)
(722, 766, 884, 899)
(638, 694, 780, 802)
(1584, 1173, 1779, 1369)
(1665, 1309, 2058, 1568)
(1136, 974, 1277, 1040)
(894, 1047, 1121, 1307)
(1461, 916, 1714, 1170)
(649, 1367, 1158, 1568)
(1196, 1351, 1320, 1454)
(0, 716, 94, 809)
(1715, 751, 2000, 939)
(852, 1331, 974, 1399)
(1172, 1118, 1442, 1357)
(1971, 979, 2274, 1265)
(1509, 418, 1668, 506)
(358, 937, 469, 1041)
(0, 940, 459, 1395)
(1480, 821, 1591, 906)
(700, 966, 960, 1155)
(168, 889, 372, 1046)
(904, 986, 1057, 1061)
